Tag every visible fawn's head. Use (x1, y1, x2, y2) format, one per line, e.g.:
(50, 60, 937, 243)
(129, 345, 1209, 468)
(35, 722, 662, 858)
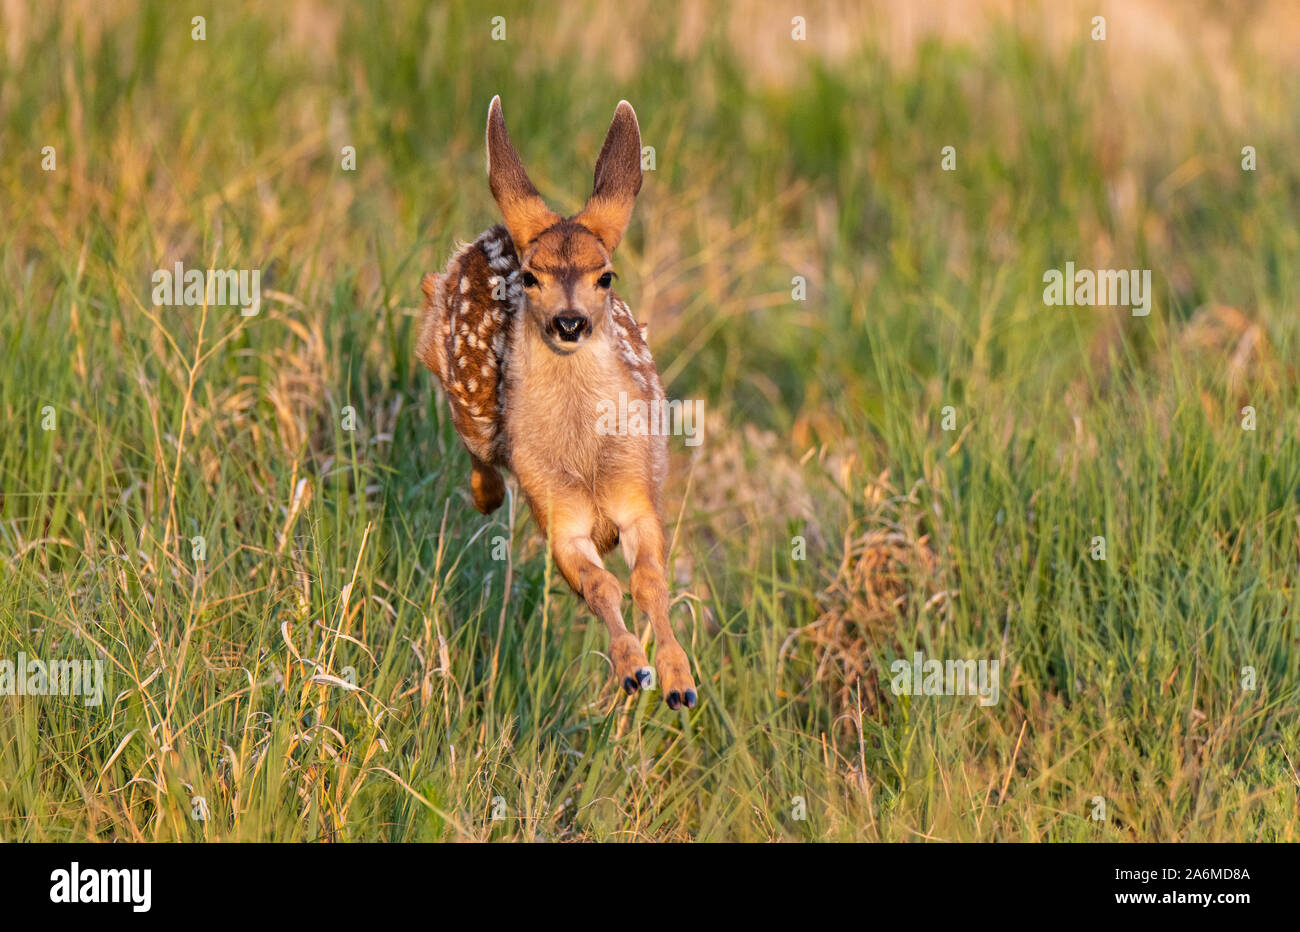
(486, 96, 642, 354)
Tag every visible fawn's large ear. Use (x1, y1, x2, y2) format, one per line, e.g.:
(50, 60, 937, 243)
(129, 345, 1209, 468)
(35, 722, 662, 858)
(576, 100, 643, 252)
(486, 95, 559, 248)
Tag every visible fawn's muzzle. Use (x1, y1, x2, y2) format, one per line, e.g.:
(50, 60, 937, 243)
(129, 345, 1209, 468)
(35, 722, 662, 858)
(552, 314, 591, 342)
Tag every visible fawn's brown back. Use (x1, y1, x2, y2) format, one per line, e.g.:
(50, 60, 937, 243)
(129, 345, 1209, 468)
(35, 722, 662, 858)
(417, 225, 520, 467)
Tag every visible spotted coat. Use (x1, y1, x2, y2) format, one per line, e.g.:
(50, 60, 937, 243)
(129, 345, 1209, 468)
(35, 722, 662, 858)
(418, 225, 521, 465)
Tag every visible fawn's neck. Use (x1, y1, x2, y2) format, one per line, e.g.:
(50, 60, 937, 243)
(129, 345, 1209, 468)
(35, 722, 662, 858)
(506, 317, 629, 449)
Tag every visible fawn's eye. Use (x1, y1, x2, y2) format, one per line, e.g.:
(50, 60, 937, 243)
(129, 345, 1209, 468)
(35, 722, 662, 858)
(520, 271, 539, 288)
(597, 272, 615, 289)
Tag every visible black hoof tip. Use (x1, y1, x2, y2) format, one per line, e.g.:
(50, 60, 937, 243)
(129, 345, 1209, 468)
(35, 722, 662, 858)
(623, 676, 639, 695)
(684, 689, 697, 708)
(666, 691, 681, 710)
(636, 668, 653, 689)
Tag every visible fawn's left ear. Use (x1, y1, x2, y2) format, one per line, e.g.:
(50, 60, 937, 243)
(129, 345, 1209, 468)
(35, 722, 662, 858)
(576, 101, 643, 252)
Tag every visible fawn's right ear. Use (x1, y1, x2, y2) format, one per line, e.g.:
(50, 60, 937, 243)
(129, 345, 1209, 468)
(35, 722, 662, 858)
(486, 96, 559, 249)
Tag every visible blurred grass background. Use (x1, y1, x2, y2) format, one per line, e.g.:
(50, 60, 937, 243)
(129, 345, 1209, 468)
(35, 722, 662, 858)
(1, 0, 1298, 840)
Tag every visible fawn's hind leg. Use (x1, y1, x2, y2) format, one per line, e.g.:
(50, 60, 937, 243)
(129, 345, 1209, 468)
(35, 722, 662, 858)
(547, 498, 653, 695)
(469, 454, 506, 514)
(616, 498, 697, 710)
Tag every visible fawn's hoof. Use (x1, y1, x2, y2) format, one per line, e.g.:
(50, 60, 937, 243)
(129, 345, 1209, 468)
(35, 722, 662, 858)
(622, 667, 654, 695)
(665, 688, 698, 710)
(611, 633, 652, 696)
(655, 639, 696, 712)
(656, 644, 697, 711)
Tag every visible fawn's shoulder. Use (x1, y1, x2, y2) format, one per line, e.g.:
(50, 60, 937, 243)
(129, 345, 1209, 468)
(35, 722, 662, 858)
(608, 293, 663, 400)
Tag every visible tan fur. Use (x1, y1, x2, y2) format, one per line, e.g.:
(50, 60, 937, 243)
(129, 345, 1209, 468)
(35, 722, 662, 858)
(417, 97, 697, 709)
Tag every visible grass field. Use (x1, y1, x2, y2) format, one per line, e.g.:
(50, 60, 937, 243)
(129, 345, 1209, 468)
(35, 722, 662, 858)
(2, 0, 1299, 841)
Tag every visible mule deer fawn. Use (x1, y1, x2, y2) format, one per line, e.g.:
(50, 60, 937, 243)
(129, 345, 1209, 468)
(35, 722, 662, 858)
(418, 97, 697, 710)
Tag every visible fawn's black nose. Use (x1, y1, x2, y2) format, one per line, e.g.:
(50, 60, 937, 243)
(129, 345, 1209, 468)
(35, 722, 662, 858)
(552, 314, 590, 342)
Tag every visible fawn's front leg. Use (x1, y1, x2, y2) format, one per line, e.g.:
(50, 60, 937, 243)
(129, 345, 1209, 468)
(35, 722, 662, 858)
(546, 498, 654, 695)
(617, 500, 697, 710)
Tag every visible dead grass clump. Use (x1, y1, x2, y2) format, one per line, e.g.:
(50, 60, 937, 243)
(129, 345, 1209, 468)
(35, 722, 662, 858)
(1179, 303, 1285, 406)
(802, 471, 951, 722)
